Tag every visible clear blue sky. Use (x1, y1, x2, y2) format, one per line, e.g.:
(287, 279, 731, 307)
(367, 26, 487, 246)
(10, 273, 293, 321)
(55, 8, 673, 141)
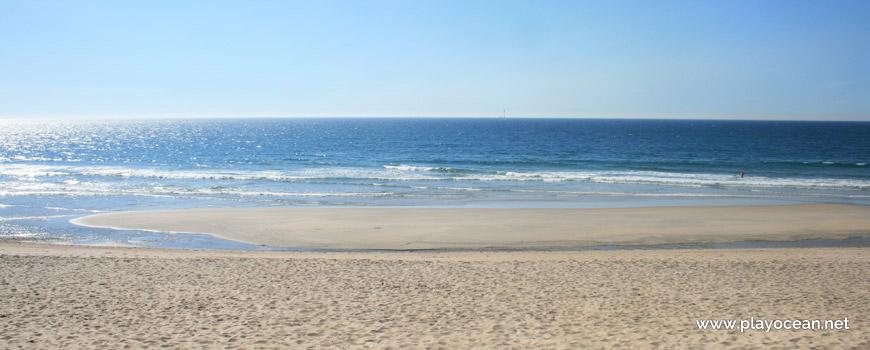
(1, 0, 868, 120)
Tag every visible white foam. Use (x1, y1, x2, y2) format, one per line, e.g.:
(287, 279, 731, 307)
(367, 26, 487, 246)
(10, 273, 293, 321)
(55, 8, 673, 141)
(1, 164, 868, 197)
(0, 215, 67, 222)
(0, 164, 440, 182)
(384, 165, 437, 172)
(45, 207, 103, 213)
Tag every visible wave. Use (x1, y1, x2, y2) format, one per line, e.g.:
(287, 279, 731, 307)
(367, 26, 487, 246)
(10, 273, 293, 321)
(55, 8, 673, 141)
(0, 215, 68, 222)
(580, 171, 870, 190)
(1, 164, 868, 194)
(384, 165, 436, 172)
(0, 155, 83, 163)
(0, 164, 452, 182)
(0, 181, 395, 199)
(383, 164, 473, 174)
(45, 207, 104, 213)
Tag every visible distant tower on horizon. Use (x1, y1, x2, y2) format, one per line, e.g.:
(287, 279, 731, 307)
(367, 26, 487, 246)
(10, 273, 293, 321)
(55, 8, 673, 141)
(501, 108, 506, 118)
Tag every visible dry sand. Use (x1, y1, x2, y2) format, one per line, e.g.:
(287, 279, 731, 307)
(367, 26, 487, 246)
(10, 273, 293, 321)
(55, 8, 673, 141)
(71, 204, 870, 249)
(2, 242, 869, 349)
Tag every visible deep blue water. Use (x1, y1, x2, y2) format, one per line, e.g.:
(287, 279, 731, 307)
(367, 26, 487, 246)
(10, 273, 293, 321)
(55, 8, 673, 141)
(1, 118, 868, 248)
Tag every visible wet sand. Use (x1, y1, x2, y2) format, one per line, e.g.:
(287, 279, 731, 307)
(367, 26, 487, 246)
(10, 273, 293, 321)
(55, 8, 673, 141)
(1, 242, 868, 349)
(71, 204, 870, 250)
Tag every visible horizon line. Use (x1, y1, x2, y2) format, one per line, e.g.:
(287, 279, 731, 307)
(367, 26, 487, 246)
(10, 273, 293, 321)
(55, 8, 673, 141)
(2, 114, 869, 122)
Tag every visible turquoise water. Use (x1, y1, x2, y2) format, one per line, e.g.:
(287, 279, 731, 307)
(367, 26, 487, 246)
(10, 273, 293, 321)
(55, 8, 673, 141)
(1, 118, 868, 249)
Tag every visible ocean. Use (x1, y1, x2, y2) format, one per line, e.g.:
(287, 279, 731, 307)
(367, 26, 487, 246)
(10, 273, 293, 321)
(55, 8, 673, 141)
(1, 118, 868, 249)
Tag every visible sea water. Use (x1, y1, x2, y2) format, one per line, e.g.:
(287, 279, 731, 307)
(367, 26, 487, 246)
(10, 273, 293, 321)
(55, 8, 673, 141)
(1, 118, 868, 249)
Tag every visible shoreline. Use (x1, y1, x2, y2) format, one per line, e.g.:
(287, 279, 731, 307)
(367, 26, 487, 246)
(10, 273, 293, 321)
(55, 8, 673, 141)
(71, 204, 870, 250)
(3, 239, 870, 260)
(6, 236, 870, 253)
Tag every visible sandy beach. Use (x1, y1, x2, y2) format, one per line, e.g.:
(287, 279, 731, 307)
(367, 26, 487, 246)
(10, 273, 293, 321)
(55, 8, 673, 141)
(71, 204, 870, 250)
(4, 0, 868, 347)
(1, 242, 868, 349)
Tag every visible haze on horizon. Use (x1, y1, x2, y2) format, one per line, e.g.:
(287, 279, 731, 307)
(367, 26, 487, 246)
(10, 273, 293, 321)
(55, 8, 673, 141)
(1, 0, 868, 121)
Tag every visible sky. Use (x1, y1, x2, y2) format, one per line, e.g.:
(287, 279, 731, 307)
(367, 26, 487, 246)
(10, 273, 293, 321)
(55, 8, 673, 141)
(1, 0, 868, 121)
